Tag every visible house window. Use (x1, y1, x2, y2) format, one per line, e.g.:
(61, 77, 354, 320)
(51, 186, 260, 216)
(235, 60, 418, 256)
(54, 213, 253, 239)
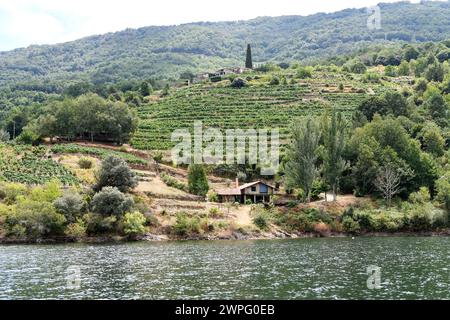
(260, 184, 268, 193)
(251, 186, 257, 192)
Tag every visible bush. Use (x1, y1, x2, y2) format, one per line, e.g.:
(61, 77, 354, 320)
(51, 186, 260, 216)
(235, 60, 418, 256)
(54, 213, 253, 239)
(253, 214, 269, 230)
(54, 193, 85, 223)
(6, 200, 66, 237)
(161, 173, 187, 191)
(269, 76, 280, 85)
(207, 190, 219, 202)
(65, 219, 87, 239)
(436, 174, 450, 212)
(29, 180, 62, 203)
(91, 187, 134, 217)
(95, 155, 138, 192)
(83, 213, 117, 234)
(208, 207, 224, 218)
(296, 67, 313, 79)
(230, 78, 247, 88)
(342, 216, 360, 234)
(172, 213, 201, 236)
(408, 187, 431, 204)
(0, 182, 27, 204)
(122, 211, 147, 236)
(78, 157, 93, 169)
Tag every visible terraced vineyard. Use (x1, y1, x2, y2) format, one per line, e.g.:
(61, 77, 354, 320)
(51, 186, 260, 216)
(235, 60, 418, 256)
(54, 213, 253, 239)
(0, 145, 78, 185)
(132, 70, 393, 150)
(50, 144, 148, 165)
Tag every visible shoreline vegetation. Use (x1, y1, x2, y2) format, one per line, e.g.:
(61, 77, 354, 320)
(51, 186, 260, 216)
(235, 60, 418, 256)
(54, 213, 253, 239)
(2, 230, 450, 245)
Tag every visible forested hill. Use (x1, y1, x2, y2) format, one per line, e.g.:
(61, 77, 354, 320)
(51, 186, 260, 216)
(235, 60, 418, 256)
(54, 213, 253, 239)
(0, 1, 450, 88)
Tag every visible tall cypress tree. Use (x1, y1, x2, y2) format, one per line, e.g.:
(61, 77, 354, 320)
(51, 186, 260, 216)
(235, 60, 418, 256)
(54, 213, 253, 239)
(245, 44, 253, 69)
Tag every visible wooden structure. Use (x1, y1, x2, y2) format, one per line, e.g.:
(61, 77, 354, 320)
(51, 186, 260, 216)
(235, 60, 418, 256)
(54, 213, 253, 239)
(217, 179, 274, 204)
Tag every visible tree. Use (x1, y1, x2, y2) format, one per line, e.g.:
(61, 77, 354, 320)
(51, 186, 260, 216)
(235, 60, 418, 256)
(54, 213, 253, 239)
(425, 92, 448, 126)
(285, 118, 321, 203)
(187, 164, 209, 196)
(322, 111, 348, 201)
(95, 156, 138, 192)
(374, 165, 402, 206)
(403, 45, 419, 62)
(398, 60, 410, 76)
(425, 62, 445, 82)
(54, 193, 85, 223)
(139, 81, 152, 96)
(245, 44, 253, 69)
(91, 187, 134, 217)
(419, 123, 445, 157)
(358, 96, 388, 121)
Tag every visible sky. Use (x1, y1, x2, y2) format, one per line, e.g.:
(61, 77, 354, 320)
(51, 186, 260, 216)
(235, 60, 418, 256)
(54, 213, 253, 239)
(0, 0, 424, 51)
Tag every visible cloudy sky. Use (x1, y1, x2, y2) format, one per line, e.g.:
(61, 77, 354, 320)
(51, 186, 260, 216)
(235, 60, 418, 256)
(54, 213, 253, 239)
(0, 0, 422, 51)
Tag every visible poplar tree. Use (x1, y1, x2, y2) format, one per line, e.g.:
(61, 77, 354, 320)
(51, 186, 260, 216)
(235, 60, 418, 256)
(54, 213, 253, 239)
(322, 110, 348, 202)
(245, 44, 253, 69)
(285, 118, 321, 203)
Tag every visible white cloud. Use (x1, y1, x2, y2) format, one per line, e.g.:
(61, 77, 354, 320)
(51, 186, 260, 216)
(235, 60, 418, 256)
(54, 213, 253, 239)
(0, 0, 426, 51)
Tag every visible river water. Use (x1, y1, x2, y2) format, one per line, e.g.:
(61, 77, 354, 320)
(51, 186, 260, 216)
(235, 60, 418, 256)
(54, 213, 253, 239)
(0, 237, 449, 299)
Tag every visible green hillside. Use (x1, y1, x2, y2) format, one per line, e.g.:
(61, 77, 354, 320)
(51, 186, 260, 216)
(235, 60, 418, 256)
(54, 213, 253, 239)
(0, 1, 449, 90)
(131, 68, 395, 150)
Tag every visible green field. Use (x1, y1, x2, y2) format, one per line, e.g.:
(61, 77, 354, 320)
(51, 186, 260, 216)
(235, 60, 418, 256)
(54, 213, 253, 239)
(0, 145, 78, 185)
(131, 70, 393, 150)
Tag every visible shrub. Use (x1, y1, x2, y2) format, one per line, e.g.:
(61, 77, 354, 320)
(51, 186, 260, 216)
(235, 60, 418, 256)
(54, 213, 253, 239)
(122, 211, 147, 236)
(161, 173, 187, 191)
(54, 193, 85, 223)
(208, 207, 224, 218)
(0, 182, 27, 204)
(296, 67, 313, 79)
(83, 213, 117, 234)
(230, 78, 247, 88)
(172, 213, 201, 236)
(6, 200, 66, 237)
(65, 219, 87, 239)
(29, 180, 62, 203)
(207, 190, 219, 202)
(253, 213, 269, 230)
(95, 155, 138, 192)
(269, 76, 280, 85)
(436, 174, 450, 212)
(342, 216, 360, 234)
(408, 187, 431, 204)
(78, 157, 93, 169)
(91, 187, 134, 217)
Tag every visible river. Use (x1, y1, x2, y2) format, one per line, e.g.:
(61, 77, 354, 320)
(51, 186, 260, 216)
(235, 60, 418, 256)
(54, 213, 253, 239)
(0, 237, 449, 299)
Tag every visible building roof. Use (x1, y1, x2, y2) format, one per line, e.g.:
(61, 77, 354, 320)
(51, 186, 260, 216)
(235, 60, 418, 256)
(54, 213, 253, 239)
(216, 188, 241, 196)
(216, 181, 274, 196)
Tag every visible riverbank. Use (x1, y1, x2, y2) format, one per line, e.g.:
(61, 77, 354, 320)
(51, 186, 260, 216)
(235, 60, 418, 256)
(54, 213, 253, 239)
(2, 229, 450, 245)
